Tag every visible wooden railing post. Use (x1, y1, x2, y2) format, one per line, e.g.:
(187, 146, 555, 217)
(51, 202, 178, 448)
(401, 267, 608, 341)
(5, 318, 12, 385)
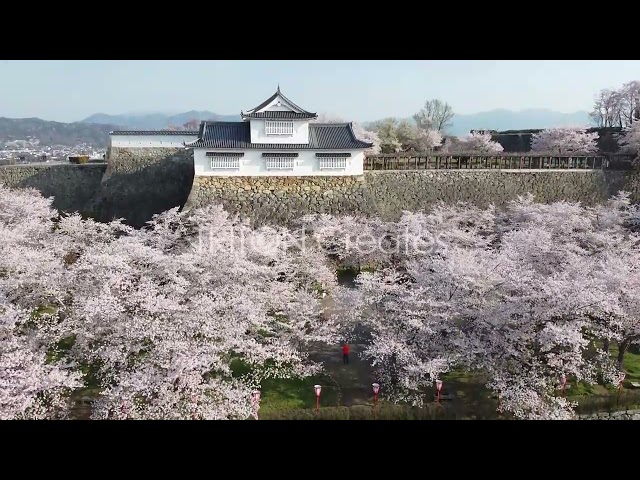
(362, 153, 626, 172)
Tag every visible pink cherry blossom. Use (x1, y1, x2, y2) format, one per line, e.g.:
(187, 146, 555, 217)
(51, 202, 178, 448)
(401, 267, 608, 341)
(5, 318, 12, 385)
(530, 127, 598, 154)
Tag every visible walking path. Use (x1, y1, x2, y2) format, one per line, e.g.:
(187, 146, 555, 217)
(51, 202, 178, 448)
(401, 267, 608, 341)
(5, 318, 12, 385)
(308, 341, 376, 407)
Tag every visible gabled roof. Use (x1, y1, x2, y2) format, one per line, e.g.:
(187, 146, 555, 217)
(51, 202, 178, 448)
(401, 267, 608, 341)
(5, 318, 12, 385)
(185, 121, 372, 150)
(241, 86, 317, 120)
(110, 130, 199, 135)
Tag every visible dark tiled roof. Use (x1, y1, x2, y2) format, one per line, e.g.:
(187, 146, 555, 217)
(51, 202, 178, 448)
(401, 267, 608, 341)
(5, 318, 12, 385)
(316, 152, 351, 157)
(186, 122, 372, 150)
(206, 152, 244, 157)
(241, 111, 317, 119)
(110, 130, 199, 135)
(244, 86, 316, 116)
(262, 152, 299, 157)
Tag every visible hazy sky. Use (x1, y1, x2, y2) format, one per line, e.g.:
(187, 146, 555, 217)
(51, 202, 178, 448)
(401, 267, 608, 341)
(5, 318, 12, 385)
(1, 60, 638, 123)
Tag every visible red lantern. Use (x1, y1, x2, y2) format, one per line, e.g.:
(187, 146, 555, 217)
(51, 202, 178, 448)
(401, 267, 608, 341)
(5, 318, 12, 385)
(435, 379, 443, 405)
(252, 390, 261, 420)
(314, 385, 322, 412)
(372, 383, 380, 408)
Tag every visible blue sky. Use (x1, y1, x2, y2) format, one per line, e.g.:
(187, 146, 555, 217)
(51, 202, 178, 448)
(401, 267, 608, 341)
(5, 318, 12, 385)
(1, 60, 638, 123)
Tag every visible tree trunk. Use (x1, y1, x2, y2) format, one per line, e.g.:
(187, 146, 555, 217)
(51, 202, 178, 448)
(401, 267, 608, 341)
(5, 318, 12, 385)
(617, 339, 631, 370)
(390, 352, 398, 388)
(603, 338, 610, 354)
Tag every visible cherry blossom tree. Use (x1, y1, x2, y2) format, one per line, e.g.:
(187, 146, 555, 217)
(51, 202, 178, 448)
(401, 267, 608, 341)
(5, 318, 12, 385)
(352, 123, 381, 155)
(369, 118, 403, 153)
(530, 127, 598, 154)
(590, 81, 640, 128)
(395, 120, 417, 150)
(0, 185, 346, 420)
(618, 81, 640, 126)
(414, 128, 443, 152)
(3, 181, 639, 421)
(0, 186, 69, 310)
(298, 214, 396, 270)
(413, 99, 454, 132)
(365, 117, 442, 153)
(444, 132, 504, 153)
(590, 89, 623, 128)
(61, 206, 343, 419)
(348, 228, 595, 419)
(326, 195, 637, 419)
(301, 202, 498, 272)
(314, 112, 381, 154)
(0, 297, 82, 419)
(571, 193, 640, 367)
(588, 247, 640, 369)
(396, 123, 444, 152)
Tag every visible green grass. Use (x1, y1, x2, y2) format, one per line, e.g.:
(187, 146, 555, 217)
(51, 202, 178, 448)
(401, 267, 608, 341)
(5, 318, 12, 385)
(254, 345, 640, 418)
(228, 357, 340, 414)
(362, 347, 640, 417)
(566, 343, 640, 398)
(34, 305, 57, 316)
(615, 344, 640, 385)
(436, 369, 505, 418)
(261, 403, 459, 420)
(259, 375, 340, 414)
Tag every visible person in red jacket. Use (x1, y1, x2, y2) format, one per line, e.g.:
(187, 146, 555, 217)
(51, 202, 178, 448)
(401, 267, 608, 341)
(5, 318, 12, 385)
(342, 343, 350, 365)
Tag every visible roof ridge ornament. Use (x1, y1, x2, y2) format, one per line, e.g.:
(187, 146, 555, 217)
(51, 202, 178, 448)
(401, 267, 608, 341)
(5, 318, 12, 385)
(243, 86, 317, 118)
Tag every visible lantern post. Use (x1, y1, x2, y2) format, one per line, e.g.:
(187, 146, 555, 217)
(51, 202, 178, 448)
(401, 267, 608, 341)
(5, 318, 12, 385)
(372, 383, 380, 408)
(435, 379, 443, 405)
(372, 383, 380, 418)
(618, 373, 626, 405)
(252, 390, 261, 420)
(314, 385, 322, 412)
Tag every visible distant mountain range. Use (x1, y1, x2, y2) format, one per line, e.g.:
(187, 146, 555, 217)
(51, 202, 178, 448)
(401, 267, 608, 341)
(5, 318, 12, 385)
(367, 109, 594, 136)
(0, 108, 595, 150)
(80, 111, 240, 130)
(448, 109, 593, 135)
(0, 117, 117, 148)
(79, 108, 593, 136)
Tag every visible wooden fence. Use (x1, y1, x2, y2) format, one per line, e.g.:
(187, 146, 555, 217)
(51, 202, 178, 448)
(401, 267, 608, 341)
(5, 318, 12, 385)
(363, 153, 636, 171)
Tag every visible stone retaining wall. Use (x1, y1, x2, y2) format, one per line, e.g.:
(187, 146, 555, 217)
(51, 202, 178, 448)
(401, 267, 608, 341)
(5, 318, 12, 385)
(2, 160, 639, 229)
(579, 409, 640, 420)
(88, 147, 194, 227)
(0, 163, 107, 214)
(185, 170, 640, 226)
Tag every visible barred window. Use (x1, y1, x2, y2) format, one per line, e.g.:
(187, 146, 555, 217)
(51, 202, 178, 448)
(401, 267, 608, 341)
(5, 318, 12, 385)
(265, 157, 295, 170)
(318, 157, 348, 169)
(265, 121, 294, 135)
(210, 157, 240, 169)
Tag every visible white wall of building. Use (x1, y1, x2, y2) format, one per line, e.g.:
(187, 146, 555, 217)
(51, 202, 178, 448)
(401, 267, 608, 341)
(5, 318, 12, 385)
(110, 134, 198, 148)
(193, 149, 364, 177)
(249, 119, 310, 145)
